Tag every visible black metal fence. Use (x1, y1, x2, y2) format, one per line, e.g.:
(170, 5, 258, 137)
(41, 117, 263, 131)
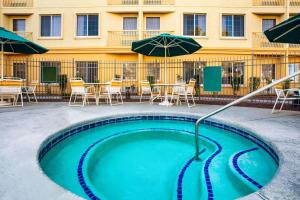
(2, 51, 300, 110)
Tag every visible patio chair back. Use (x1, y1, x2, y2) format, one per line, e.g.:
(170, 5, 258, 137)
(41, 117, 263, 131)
(140, 80, 151, 93)
(275, 88, 285, 99)
(186, 79, 196, 94)
(108, 80, 122, 93)
(70, 78, 85, 94)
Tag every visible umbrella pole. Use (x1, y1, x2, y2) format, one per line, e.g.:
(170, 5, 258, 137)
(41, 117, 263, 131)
(160, 46, 172, 106)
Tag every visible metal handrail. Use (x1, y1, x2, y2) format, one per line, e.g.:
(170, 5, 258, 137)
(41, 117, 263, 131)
(194, 70, 300, 160)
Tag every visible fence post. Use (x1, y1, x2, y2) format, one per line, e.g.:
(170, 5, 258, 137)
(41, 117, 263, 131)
(251, 50, 254, 92)
(72, 58, 75, 78)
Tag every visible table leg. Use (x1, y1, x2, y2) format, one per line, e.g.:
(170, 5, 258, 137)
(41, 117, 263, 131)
(159, 85, 173, 106)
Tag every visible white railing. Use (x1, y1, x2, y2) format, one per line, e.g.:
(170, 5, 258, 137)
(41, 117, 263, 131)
(108, 31, 139, 46)
(2, 0, 33, 7)
(143, 0, 175, 5)
(142, 30, 174, 39)
(252, 0, 285, 6)
(252, 32, 285, 48)
(194, 70, 300, 160)
(107, 0, 138, 5)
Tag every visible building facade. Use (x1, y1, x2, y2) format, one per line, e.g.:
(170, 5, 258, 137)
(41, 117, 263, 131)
(0, 0, 300, 96)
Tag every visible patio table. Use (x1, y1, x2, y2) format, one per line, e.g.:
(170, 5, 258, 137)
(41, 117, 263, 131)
(152, 83, 186, 106)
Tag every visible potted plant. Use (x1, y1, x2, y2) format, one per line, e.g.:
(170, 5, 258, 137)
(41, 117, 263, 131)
(230, 74, 242, 96)
(248, 77, 261, 92)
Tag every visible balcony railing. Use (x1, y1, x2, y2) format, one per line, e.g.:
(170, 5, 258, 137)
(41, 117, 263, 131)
(107, 0, 138, 5)
(108, 31, 139, 46)
(2, 0, 33, 7)
(252, 32, 284, 48)
(142, 30, 174, 39)
(252, 0, 285, 6)
(290, 0, 300, 6)
(143, 0, 175, 5)
(14, 31, 33, 40)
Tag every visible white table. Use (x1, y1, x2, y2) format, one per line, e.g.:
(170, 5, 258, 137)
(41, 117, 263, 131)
(152, 83, 185, 106)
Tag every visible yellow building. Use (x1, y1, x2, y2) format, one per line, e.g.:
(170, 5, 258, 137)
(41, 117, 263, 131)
(0, 0, 300, 96)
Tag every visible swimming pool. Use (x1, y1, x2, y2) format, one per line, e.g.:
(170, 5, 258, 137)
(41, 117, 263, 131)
(38, 114, 279, 200)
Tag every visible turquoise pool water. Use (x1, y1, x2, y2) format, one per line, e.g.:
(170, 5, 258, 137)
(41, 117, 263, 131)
(39, 116, 278, 200)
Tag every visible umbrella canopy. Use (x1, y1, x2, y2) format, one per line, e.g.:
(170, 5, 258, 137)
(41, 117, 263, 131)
(264, 13, 300, 44)
(0, 27, 48, 79)
(132, 33, 201, 106)
(132, 33, 201, 57)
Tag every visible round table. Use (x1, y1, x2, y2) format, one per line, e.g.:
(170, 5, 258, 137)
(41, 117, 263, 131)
(152, 83, 185, 106)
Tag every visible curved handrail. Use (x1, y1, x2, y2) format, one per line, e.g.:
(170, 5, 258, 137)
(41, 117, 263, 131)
(194, 70, 300, 160)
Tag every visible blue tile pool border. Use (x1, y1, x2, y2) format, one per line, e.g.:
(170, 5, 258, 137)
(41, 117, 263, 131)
(232, 147, 263, 189)
(38, 115, 279, 200)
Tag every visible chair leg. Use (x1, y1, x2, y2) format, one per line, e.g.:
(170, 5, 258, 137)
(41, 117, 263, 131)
(185, 94, 190, 107)
(272, 97, 279, 113)
(20, 93, 23, 107)
(69, 93, 73, 106)
(140, 92, 143, 103)
(279, 97, 286, 111)
(33, 92, 38, 103)
(82, 95, 86, 107)
(26, 92, 31, 102)
(119, 92, 123, 104)
(74, 94, 77, 103)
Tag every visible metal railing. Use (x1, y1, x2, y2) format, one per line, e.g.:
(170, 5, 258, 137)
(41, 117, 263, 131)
(13, 32, 33, 40)
(142, 30, 174, 39)
(252, 32, 284, 48)
(107, 31, 139, 46)
(194, 70, 300, 160)
(107, 0, 138, 5)
(143, 0, 175, 5)
(252, 0, 285, 6)
(290, 0, 300, 6)
(2, 0, 33, 7)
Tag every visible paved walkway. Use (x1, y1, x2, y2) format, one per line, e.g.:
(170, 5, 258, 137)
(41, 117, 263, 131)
(0, 103, 299, 200)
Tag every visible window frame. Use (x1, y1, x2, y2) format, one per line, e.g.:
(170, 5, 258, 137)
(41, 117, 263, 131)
(40, 61, 61, 84)
(12, 19, 26, 32)
(13, 62, 26, 80)
(221, 14, 246, 39)
(39, 14, 62, 39)
(75, 61, 99, 83)
(182, 13, 207, 38)
(75, 14, 100, 38)
(122, 62, 137, 81)
(221, 61, 245, 86)
(145, 17, 160, 31)
(261, 64, 276, 82)
(262, 19, 276, 32)
(288, 64, 299, 82)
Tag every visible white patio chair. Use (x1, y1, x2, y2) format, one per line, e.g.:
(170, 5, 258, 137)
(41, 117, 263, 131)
(171, 78, 196, 107)
(22, 80, 38, 103)
(272, 88, 300, 113)
(0, 78, 23, 107)
(68, 78, 98, 107)
(139, 80, 162, 104)
(104, 80, 123, 106)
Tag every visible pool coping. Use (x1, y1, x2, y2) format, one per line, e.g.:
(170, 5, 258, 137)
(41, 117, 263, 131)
(36, 112, 282, 200)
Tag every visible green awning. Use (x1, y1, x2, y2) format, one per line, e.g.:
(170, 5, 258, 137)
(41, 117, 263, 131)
(264, 13, 300, 44)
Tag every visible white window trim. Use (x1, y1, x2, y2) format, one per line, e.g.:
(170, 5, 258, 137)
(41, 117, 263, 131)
(39, 14, 63, 39)
(220, 13, 246, 39)
(122, 62, 137, 81)
(182, 13, 207, 38)
(261, 64, 276, 82)
(75, 13, 101, 38)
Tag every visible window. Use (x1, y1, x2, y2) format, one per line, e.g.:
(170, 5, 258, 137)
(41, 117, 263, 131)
(77, 14, 99, 36)
(222, 15, 245, 37)
(13, 19, 25, 32)
(183, 61, 206, 83)
(13, 63, 26, 79)
(262, 64, 276, 81)
(222, 62, 244, 85)
(123, 17, 138, 31)
(123, 63, 137, 80)
(288, 64, 299, 81)
(146, 17, 160, 30)
(40, 15, 61, 37)
(183, 14, 206, 36)
(76, 61, 98, 83)
(40, 62, 61, 83)
(262, 19, 276, 32)
(146, 62, 160, 81)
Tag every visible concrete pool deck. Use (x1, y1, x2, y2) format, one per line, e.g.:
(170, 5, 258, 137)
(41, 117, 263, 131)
(0, 102, 299, 200)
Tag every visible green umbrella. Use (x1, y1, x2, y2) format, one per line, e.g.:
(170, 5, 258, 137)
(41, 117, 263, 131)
(132, 33, 202, 106)
(0, 27, 48, 79)
(264, 13, 300, 44)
